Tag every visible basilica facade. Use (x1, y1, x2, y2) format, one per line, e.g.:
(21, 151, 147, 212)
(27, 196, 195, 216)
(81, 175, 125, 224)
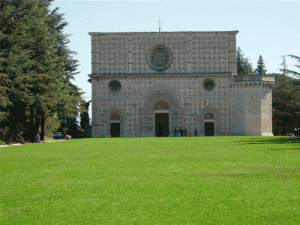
(89, 31, 275, 137)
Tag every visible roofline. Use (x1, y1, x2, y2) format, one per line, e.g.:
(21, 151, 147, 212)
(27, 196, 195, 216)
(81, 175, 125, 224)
(88, 31, 239, 36)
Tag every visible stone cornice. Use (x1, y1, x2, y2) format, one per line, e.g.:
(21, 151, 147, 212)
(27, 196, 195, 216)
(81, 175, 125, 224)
(88, 73, 232, 79)
(89, 31, 239, 36)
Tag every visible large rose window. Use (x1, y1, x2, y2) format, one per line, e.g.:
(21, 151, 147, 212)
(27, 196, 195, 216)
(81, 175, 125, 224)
(148, 46, 172, 71)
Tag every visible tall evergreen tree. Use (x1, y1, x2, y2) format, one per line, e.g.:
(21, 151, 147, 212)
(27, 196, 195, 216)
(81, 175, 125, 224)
(0, 0, 85, 143)
(255, 55, 267, 75)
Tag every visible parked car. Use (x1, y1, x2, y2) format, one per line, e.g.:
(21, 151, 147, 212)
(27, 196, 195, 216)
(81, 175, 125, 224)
(53, 132, 64, 139)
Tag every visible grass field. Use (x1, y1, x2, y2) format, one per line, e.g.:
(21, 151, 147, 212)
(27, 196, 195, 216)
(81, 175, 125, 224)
(1, 136, 300, 224)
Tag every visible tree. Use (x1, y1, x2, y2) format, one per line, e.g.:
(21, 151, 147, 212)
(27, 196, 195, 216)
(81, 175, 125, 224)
(286, 55, 300, 79)
(279, 55, 288, 77)
(272, 73, 300, 135)
(0, 0, 85, 143)
(237, 47, 252, 75)
(80, 100, 91, 138)
(255, 55, 267, 75)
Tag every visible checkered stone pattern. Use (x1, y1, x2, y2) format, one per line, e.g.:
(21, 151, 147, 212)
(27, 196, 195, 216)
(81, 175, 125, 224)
(189, 34, 231, 74)
(89, 31, 275, 137)
(91, 35, 129, 74)
(89, 31, 237, 75)
(91, 75, 234, 137)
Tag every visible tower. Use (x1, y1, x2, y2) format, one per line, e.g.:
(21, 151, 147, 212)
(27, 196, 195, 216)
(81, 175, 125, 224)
(232, 75, 275, 136)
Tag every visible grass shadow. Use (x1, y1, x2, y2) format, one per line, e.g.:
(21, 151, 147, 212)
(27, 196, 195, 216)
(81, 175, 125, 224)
(236, 136, 300, 147)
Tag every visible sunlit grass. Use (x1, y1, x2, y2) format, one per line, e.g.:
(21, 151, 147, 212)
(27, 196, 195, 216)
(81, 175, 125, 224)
(1, 136, 300, 224)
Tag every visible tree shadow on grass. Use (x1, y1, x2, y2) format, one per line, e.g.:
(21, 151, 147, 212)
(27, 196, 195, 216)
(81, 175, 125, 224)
(236, 136, 300, 147)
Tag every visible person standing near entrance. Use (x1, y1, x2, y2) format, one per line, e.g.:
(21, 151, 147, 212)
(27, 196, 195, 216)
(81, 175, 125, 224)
(174, 128, 177, 137)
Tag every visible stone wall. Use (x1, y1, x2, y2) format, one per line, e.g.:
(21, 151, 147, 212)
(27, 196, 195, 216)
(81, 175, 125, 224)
(89, 31, 275, 137)
(89, 31, 238, 75)
(91, 74, 232, 137)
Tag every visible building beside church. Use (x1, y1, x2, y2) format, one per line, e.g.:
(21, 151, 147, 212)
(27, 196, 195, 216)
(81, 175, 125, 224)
(89, 31, 275, 137)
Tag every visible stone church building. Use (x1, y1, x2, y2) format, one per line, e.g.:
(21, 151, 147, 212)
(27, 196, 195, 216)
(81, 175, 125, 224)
(89, 31, 275, 137)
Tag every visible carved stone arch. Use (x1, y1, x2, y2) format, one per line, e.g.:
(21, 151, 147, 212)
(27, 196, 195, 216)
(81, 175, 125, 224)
(103, 107, 126, 122)
(197, 106, 221, 136)
(103, 107, 126, 137)
(143, 87, 182, 110)
(141, 87, 182, 137)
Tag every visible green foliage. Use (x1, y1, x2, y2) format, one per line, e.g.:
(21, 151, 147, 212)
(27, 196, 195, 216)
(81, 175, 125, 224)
(237, 47, 252, 75)
(255, 55, 267, 75)
(44, 114, 60, 138)
(1, 137, 300, 224)
(59, 116, 79, 138)
(0, 0, 85, 143)
(272, 73, 300, 135)
(279, 55, 289, 76)
(273, 74, 300, 113)
(286, 55, 300, 79)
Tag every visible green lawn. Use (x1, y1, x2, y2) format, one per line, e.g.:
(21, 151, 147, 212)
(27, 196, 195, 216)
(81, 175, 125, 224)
(1, 136, 300, 224)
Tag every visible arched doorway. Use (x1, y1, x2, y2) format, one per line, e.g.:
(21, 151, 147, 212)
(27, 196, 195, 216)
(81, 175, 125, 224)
(155, 102, 169, 137)
(204, 113, 215, 136)
(141, 88, 183, 137)
(110, 113, 120, 137)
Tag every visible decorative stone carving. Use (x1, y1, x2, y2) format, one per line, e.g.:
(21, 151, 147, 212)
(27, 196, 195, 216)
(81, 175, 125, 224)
(89, 31, 275, 137)
(148, 46, 172, 71)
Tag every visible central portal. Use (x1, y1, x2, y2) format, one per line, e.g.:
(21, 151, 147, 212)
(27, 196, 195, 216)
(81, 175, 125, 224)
(155, 113, 169, 137)
(110, 123, 120, 137)
(204, 122, 214, 136)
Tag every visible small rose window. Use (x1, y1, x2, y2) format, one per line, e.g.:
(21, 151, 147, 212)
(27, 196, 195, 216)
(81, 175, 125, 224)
(203, 79, 215, 91)
(108, 80, 121, 92)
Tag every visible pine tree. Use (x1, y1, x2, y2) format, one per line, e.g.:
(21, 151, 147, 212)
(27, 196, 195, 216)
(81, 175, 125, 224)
(255, 55, 267, 75)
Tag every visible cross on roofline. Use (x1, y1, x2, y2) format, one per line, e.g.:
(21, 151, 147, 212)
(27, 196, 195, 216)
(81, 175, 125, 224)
(158, 16, 163, 32)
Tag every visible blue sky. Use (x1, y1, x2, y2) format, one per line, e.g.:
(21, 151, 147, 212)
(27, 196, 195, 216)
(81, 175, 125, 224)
(49, 0, 300, 102)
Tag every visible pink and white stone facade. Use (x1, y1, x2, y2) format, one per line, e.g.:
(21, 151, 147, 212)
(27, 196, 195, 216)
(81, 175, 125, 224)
(89, 31, 275, 137)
